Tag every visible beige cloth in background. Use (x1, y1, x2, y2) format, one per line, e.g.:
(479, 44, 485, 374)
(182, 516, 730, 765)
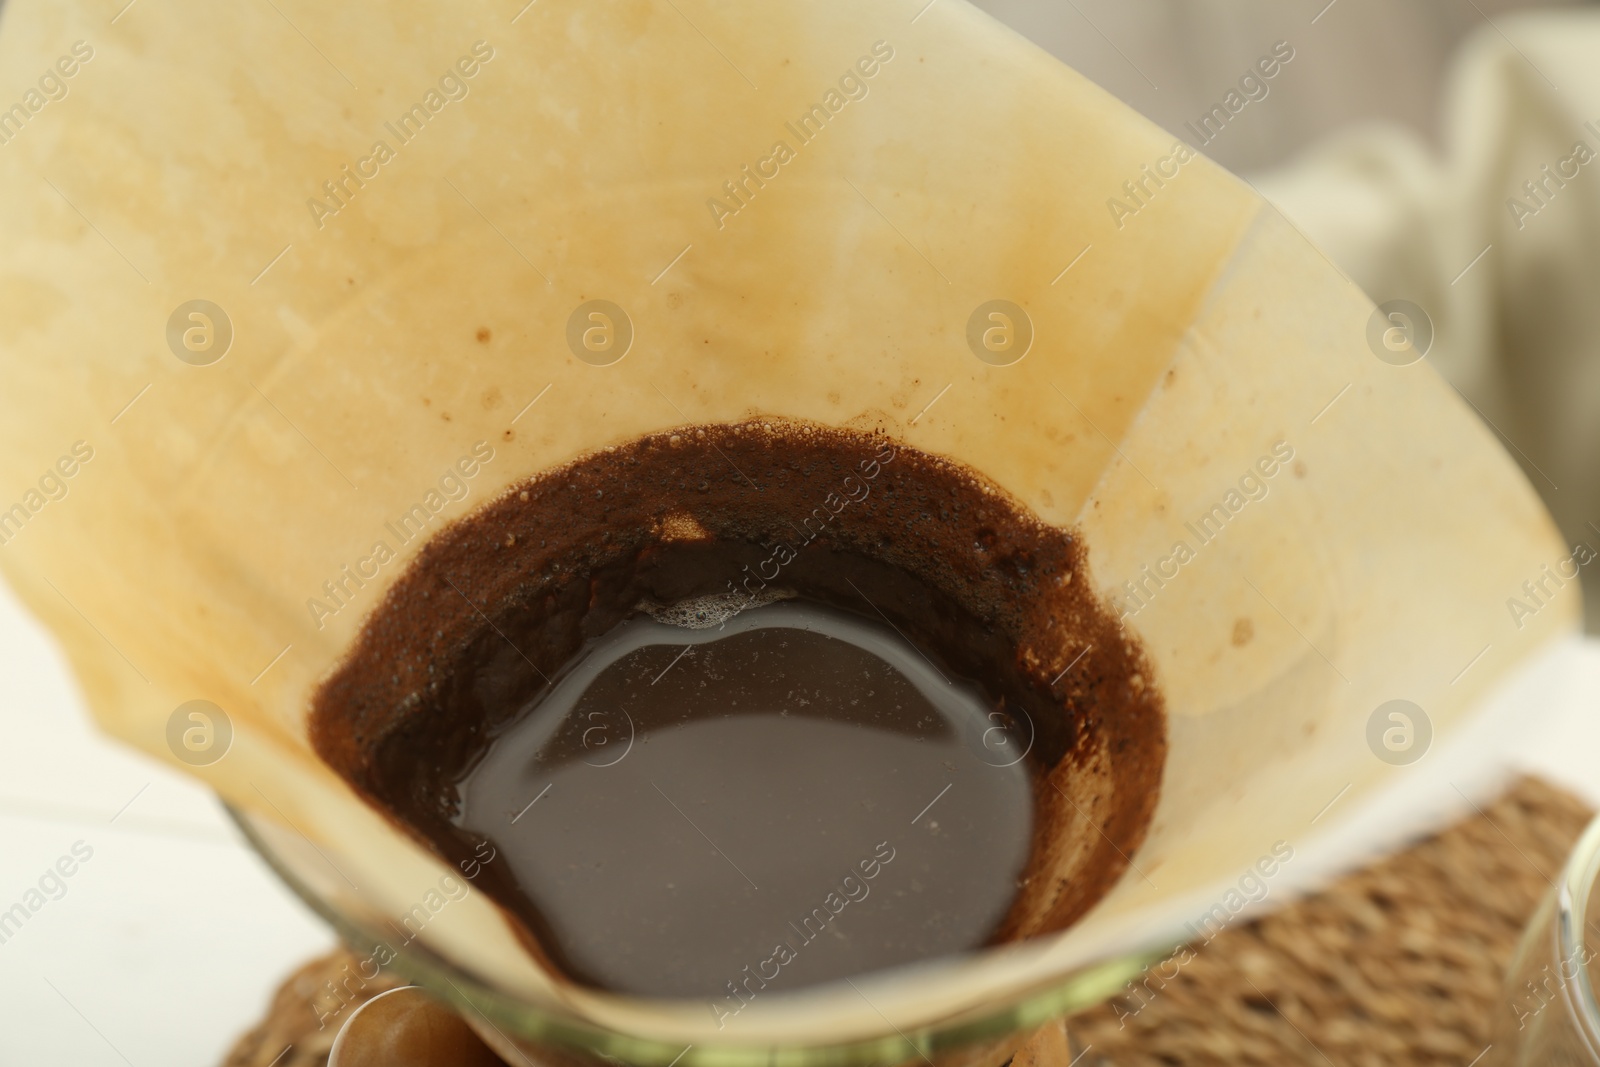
(1253, 11, 1600, 629)
(972, 0, 1599, 628)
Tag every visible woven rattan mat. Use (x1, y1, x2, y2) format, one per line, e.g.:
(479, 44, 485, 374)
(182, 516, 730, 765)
(1065, 775, 1592, 1065)
(223, 776, 1593, 1067)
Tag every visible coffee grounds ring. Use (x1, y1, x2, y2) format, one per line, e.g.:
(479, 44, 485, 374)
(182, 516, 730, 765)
(310, 419, 1167, 980)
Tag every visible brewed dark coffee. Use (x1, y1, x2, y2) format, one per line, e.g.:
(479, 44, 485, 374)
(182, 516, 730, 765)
(456, 601, 1034, 1001)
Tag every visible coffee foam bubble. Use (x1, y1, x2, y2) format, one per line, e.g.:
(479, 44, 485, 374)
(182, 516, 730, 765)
(640, 588, 793, 629)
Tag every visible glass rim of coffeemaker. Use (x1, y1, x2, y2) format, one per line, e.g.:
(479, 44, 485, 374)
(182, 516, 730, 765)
(1555, 811, 1600, 1058)
(226, 802, 1166, 1065)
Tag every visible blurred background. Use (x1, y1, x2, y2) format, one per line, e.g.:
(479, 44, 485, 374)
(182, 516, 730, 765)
(3, 2, 1600, 1065)
(970, 0, 1600, 632)
(976, 0, 1591, 173)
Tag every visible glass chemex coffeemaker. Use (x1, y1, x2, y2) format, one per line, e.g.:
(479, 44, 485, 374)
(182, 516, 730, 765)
(0, 1, 1575, 1063)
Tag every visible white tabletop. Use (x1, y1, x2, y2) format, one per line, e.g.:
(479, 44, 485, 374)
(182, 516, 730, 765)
(0, 576, 333, 1067)
(1, 571, 1596, 1067)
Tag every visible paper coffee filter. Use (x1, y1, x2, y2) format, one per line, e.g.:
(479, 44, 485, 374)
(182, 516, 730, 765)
(0, 0, 1575, 1050)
